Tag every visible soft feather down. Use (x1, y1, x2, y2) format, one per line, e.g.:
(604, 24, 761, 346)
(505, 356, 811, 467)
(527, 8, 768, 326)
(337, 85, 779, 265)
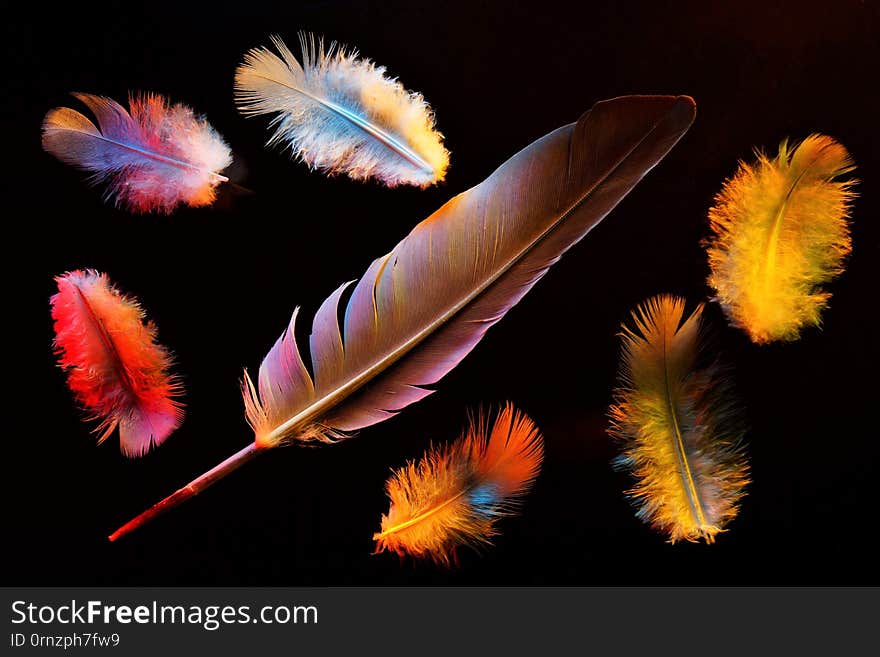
(373, 404, 543, 565)
(50, 270, 184, 457)
(42, 93, 231, 214)
(705, 134, 857, 343)
(608, 295, 749, 544)
(235, 33, 449, 187)
(108, 95, 696, 539)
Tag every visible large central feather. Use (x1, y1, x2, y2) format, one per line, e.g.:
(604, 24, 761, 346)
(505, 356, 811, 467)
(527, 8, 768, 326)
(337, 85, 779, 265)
(243, 94, 697, 448)
(109, 95, 695, 540)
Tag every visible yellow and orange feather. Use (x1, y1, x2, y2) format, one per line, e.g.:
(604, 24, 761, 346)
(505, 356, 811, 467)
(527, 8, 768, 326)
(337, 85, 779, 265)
(608, 296, 749, 544)
(373, 404, 543, 566)
(706, 134, 857, 343)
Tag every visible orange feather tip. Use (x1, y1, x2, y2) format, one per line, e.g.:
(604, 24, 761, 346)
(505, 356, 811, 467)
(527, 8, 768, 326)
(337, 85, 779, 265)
(706, 134, 858, 343)
(50, 270, 184, 457)
(373, 404, 543, 566)
(608, 295, 749, 544)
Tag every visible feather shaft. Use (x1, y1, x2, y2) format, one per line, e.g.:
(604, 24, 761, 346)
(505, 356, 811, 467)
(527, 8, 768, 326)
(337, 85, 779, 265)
(663, 345, 708, 528)
(108, 443, 261, 542)
(58, 123, 229, 181)
(762, 152, 824, 280)
(249, 72, 433, 174)
(97, 137, 230, 182)
(73, 285, 138, 408)
(375, 488, 469, 538)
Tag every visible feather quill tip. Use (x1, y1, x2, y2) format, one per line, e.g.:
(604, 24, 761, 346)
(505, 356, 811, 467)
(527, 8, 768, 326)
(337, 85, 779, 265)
(373, 404, 543, 566)
(706, 134, 857, 343)
(50, 270, 184, 457)
(608, 296, 749, 544)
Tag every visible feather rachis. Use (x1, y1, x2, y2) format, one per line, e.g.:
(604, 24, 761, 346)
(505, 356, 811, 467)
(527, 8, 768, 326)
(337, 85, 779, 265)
(373, 404, 543, 565)
(42, 93, 231, 213)
(235, 33, 449, 187)
(50, 270, 184, 457)
(609, 296, 749, 543)
(706, 134, 857, 343)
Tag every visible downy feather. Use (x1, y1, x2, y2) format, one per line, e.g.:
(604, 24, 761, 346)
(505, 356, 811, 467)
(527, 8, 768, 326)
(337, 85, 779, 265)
(705, 134, 857, 343)
(608, 295, 749, 543)
(109, 95, 695, 539)
(50, 270, 184, 457)
(235, 33, 449, 187)
(374, 404, 543, 566)
(42, 93, 232, 214)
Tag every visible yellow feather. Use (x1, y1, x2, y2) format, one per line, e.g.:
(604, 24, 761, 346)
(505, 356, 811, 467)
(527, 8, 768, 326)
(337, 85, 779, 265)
(608, 296, 749, 544)
(706, 134, 857, 343)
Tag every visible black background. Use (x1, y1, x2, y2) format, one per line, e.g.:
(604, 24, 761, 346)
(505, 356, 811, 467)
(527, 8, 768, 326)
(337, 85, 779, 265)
(4, 0, 877, 585)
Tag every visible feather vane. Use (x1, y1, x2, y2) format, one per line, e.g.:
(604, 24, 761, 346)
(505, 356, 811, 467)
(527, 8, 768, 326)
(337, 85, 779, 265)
(42, 93, 232, 213)
(373, 404, 543, 565)
(706, 134, 857, 343)
(235, 33, 449, 187)
(608, 295, 749, 543)
(50, 270, 184, 457)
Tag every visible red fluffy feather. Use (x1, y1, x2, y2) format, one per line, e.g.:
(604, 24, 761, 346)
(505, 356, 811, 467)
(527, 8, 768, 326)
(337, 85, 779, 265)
(50, 270, 184, 457)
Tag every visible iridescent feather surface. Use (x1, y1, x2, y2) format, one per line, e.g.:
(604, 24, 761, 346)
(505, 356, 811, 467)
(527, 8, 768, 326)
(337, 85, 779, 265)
(374, 404, 543, 565)
(42, 93, 231, 213)
(705, 135, 857, 343)
(608, 295, 749, 543)
(50, 270, 184, 457)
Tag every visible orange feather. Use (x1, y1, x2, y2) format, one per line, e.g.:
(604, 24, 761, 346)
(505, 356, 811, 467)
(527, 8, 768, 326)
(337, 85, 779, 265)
(373, 404, 543, 565)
